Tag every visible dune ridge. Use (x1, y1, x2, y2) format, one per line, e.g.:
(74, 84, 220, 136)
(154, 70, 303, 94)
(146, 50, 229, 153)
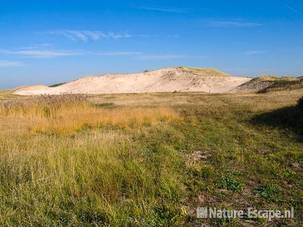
(14, 67, 251, 95)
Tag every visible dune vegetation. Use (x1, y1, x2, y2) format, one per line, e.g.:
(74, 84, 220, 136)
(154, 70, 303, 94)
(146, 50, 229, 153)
(0, 95, 179, 135)
(177, 67, 229, 77)
(235, 76, 303, 94)
(0, 90, 302, 226)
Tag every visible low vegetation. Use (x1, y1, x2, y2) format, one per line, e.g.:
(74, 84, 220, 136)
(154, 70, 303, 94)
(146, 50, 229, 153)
(236, 75, 303, 93)
(48, 82, 66, 87)
(255, 76, 303, 93)
(178, 66, 229, 77)
(257, 75, 299, 82)
(259, 79, 303, 93)
(0, 90, 302, 226)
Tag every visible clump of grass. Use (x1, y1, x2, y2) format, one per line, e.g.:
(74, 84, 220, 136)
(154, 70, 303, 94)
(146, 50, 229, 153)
(216, 174, 243, 192)
(254, 184, 280, 201)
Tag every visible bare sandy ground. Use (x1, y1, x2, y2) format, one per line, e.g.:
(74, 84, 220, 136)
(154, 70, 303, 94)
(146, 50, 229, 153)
(14, 67, 252, 95)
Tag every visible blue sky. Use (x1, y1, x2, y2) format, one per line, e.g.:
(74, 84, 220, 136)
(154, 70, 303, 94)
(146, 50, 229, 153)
(0, 0, 303, 88)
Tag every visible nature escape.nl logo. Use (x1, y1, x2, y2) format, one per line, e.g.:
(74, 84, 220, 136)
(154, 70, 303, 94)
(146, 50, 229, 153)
(197, 207, 294, 221)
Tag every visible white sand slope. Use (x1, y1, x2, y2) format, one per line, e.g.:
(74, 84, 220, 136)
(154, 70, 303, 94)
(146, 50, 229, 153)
(14, 67, 252, 95)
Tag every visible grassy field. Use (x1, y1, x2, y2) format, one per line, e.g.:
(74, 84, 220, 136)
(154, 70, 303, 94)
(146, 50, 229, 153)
(0, 90, 302, 226)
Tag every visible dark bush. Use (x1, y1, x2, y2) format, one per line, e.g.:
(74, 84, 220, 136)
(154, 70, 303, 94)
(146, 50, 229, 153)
(298, 97, 303, 109)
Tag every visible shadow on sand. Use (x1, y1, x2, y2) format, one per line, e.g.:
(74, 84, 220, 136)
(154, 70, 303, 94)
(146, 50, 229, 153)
(251, 104, 303, 142)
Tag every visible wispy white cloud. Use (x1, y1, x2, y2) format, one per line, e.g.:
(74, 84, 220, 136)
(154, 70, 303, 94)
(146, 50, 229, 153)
(21, 43, 53, 50)
(94, 51, 142, 56)
(0, 48, 142, 58)
(1, 47, 199, 61)
(207, 20, 262, 28)
(0, 49, 82, 58)
(48, 30, 132, 42)
(136, 7, 188, 13)
(245, 50, 267, 55)
(0, 60, 24, 68)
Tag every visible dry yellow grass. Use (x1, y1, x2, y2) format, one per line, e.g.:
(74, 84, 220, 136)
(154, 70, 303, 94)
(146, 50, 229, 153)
(0, 95, 180, 134)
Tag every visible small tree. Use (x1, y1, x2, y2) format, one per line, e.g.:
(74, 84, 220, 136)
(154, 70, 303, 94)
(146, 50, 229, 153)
(298, 96, 303, 109)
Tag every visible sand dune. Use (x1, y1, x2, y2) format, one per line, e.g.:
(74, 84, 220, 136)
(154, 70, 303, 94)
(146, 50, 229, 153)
(14, 67, 252, 95)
